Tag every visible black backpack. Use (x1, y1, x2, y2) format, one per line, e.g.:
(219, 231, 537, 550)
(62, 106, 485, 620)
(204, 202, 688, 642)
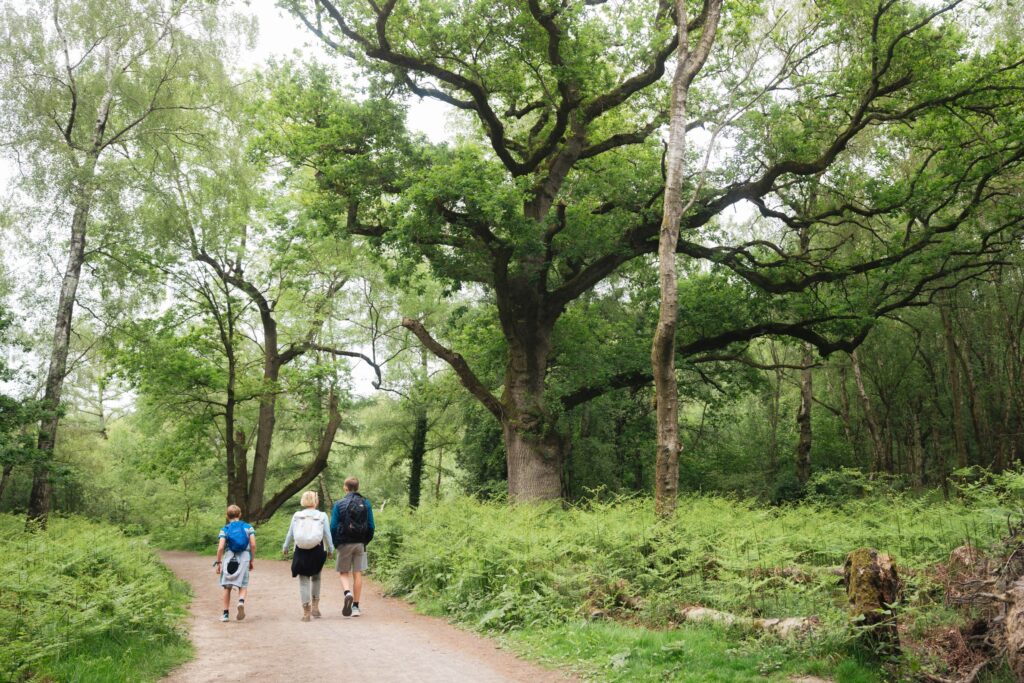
(343, 494, 371, 543)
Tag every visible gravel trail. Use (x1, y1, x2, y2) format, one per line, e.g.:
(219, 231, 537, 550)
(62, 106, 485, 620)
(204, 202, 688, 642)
(160, 551, 575, 683)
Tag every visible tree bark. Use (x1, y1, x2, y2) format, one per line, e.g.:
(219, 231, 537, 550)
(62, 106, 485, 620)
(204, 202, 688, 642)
(0, 463, 13, 502)
(652, 0, 722, 518)
(796, 345, 814, 487)
(941, 302, 970, 469)
(850, 350, 888, 475)
(501, 336, 563, 500)
(844, 547, 900, 655)
(409, 407, 428, 508)
(28, 173, 95, 526)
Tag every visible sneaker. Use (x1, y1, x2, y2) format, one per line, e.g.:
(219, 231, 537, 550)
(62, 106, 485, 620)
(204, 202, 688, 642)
(351, 604, 361, 617)
(342, 593, 353, 617)
(220, 612, 229, 622)
(236, 603, 246, 621)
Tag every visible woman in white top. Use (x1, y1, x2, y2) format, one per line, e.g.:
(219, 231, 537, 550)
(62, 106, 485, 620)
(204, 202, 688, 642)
(282, 491, 335, 621)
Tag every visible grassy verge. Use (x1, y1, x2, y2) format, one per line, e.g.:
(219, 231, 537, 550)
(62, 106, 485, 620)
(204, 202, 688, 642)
(0, 514, 192, 682)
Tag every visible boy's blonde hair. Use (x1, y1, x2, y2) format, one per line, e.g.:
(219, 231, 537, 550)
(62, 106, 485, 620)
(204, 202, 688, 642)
(344, 476, 359, 492)
(226, 504, 242, 520)
(300, 491, 318, 508)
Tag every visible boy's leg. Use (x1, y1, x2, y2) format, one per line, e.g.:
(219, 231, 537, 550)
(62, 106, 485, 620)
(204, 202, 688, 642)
(353, 571, 363, 604)
(222, 587, 232, 611)
(236, 586, 247, 620)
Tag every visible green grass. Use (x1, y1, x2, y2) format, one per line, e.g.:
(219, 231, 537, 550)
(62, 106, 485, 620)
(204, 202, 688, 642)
(506, 621, 881, 682)
(39, 629, 193, 683)
(0, 514, 192, 682)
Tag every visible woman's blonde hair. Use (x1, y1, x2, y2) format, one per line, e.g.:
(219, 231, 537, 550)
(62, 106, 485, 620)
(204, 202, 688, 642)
(300, 491, 319, 508)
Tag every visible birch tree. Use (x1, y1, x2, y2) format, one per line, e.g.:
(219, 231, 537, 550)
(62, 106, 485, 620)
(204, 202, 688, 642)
(0, 0, 229, 524)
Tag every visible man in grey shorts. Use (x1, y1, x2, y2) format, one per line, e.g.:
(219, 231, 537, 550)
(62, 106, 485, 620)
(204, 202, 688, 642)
(330, 476, 375, 617)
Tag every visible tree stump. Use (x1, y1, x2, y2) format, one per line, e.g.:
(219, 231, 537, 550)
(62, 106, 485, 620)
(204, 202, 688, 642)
(1005, 578, 1024, 679)
(844, 547, 900, 655)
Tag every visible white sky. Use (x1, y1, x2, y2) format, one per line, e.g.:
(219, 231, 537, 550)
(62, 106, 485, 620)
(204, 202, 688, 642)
(239, 2, 452, 143)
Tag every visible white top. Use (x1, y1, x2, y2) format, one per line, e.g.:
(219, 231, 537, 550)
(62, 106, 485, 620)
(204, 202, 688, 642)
(282, 508, 334, 553)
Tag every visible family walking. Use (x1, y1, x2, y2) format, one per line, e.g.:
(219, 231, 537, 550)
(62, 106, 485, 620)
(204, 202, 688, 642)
(213, 476, 375, 622)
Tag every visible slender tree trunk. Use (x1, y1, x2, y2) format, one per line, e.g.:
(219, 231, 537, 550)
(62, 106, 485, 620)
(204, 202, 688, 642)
(850, 350, 887, 475)
(28, 173, 96, 526)
(796, 345, 814, 487)
(435, 449, 444, 501)
(652, 0, 722, 517)
(409, 408, 428, 508)
(318, 472, 333, 510)
(0, 463, 13, 502)
(248, 336, 281, 515)
(941, 303, 969, 469)
(910, 410, 925, 490)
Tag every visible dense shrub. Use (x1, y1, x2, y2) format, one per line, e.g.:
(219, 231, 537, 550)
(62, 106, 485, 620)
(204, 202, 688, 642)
(0, 514, 190, 681)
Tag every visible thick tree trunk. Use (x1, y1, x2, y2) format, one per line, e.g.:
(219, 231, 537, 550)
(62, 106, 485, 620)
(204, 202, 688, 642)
(409, 408, 428, 508)
(941, 303, 970, 469)
(796, 345, 814, 487)
(28, 183, 94, 526)
(500, 334, 562, 502)
(501, 421, 562, 501)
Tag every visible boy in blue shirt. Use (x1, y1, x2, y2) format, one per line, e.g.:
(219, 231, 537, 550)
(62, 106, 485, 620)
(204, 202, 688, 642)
(213, 504, 256, 622)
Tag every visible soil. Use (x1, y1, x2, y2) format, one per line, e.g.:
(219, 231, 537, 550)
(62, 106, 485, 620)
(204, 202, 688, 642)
(160, 551, 576, 683)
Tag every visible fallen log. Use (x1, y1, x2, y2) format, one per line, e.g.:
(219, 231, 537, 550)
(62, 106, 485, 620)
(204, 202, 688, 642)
(677, 605, 820, 637)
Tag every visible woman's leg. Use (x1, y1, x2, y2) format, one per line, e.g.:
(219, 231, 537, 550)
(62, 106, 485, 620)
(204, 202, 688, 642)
(311, 572, 322, 600)
(299, 575, 312, 604)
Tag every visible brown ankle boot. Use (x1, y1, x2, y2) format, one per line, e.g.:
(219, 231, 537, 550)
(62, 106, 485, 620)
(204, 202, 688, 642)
(311, 599, 321, 618)
(302, 603, 311, 622)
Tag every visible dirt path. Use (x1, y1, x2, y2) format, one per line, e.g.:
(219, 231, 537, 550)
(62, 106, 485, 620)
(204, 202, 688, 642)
(160, 551, 576, 683)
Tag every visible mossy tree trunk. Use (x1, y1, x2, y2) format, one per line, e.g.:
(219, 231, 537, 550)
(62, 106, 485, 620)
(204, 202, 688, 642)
(844, 547, 900, 655)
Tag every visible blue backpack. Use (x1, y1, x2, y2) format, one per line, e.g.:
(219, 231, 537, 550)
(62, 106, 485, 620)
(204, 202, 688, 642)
(223, 520, 250, 553)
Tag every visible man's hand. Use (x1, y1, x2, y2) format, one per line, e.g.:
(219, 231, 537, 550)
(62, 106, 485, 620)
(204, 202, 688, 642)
(212, 561, 221, 575)
(250, 561, 255, 570)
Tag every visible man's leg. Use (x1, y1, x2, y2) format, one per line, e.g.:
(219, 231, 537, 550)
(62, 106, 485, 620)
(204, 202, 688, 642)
(222, 587, 231, 611)
(353, 571, 362, 604)
(339, 571, 353, 593)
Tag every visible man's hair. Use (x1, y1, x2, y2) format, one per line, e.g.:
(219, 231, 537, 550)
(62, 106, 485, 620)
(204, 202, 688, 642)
(300, 491, 318, 508)
(344, 476, 359, 492)
(226, 504, 242, 520)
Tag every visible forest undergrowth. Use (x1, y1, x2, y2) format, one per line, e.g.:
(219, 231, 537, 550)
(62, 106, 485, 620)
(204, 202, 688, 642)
(364, 473, 1024, 681)
(0, 515, 192, 682)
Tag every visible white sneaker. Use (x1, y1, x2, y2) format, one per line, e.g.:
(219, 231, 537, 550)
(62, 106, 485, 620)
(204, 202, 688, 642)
(220, 612, 229, 622)
(343, 593, 353, 617)
(351, 604, 361, 617)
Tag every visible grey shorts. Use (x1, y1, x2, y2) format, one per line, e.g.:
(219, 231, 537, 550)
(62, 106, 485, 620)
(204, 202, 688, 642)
(335, 543, 368, 573)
